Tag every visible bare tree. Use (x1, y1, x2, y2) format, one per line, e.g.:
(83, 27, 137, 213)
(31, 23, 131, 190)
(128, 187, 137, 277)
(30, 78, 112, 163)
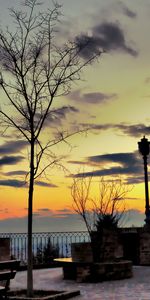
(0, 0, 103, 296)
(71, 175, 94, 236)
(71, 176, 130, 260)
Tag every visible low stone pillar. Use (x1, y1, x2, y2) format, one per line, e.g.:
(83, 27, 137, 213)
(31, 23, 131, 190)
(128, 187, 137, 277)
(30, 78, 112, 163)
(0, 238, 10, 261)
(71, 242, 93, 262)
(91, 229, 123, 262)
(101, 229, 123, 261)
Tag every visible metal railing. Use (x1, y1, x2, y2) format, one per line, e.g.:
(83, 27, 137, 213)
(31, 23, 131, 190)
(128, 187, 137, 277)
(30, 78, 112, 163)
(0, 227, 140, 265)
(0, 231, 90, 265)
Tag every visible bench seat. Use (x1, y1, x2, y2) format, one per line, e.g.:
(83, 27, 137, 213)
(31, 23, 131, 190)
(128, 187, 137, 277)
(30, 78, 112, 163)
(0, 260, 20, 299)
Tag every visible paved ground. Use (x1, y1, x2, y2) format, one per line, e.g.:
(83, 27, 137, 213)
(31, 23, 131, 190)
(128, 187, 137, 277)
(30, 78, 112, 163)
(10, 266, 150, 300)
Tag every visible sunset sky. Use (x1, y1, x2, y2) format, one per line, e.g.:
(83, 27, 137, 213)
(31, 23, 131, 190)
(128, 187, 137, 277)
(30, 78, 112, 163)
(0, 0, 150, 232)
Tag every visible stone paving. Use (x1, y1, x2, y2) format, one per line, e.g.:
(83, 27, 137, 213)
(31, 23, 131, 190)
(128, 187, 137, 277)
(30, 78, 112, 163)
(10, 266, 150, 300)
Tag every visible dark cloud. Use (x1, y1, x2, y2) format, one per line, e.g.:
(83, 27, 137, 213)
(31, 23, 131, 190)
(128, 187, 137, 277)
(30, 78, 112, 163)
(56, 208, 73, 215)
(125, 196, 141, 201)
(37, 208, 52, 212)
(126, 176, 144, 185)
(68, 160, 87, 165)
(34, 208, 72, 218)
(79, 123, 112, 131)
(76, 22, 137, 59)
(118, 2, 137, 18)
(73, 167, 133, 178)
(69, 90, 117, 104)
(78, 122, 150, 138)
(76, 34, 103, 59)
(37, 106, 79, 127)
(0, 179, 26, 188)
(5, 170, 27, 176)
(0, 155, 24, 166)
(87, 152, 139, 167)
(33, 212, 40, 217)
(68, 122, 150, 184)
(0, 140, 27, 155)
(72, 152, 143, 183)
(51, 106, 79, 117)
(113, 123, 150, 137)
(31, 207, 81, 220)
(122, 7, 136, 18)
(93, 22, 137, 55)
(35, 181, 58, 188)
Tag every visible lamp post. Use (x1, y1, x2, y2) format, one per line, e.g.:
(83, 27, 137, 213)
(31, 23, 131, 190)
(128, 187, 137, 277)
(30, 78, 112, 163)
(138, 136, 150, 225)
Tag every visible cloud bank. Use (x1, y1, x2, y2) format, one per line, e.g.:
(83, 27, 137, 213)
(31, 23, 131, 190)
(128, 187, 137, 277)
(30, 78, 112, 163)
(0, 140, 27, 155)
(69, 151, 143, 184)
(78, 122, 150, 138)
(0, 156, 24, 166)
(0, 208, 145, 233)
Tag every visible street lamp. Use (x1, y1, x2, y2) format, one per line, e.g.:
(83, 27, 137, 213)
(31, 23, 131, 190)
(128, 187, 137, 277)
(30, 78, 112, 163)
(138, 136, 150, 225)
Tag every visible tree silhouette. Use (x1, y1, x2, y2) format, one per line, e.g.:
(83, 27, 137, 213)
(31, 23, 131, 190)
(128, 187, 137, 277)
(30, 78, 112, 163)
(0, 0, 103, 295)
(72, 176, 130, 260)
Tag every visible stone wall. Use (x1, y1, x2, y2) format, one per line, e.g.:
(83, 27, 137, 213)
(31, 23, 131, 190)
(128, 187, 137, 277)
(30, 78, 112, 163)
(120, 227, 150, 265)
(119, 227, 150, 265)
(120, 231, 140, 264)
(139, 228, 150, 265)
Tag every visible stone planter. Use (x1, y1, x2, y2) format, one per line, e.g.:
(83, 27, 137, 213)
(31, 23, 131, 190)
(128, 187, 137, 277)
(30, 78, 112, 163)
(58, 258, 133, 282)
(63, 237, 132, 282)
(75, 260, 133, 282)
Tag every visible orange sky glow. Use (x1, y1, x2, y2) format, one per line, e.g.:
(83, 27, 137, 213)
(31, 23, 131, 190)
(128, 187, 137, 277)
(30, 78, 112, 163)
(0, 0, 149, 232)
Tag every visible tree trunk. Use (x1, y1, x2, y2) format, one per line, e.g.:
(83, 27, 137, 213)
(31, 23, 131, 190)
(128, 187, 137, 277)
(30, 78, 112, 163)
(27, 141, 34, 297)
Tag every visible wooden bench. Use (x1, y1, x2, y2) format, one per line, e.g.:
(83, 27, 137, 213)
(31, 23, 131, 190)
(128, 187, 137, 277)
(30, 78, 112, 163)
(0, 260, 20, 299)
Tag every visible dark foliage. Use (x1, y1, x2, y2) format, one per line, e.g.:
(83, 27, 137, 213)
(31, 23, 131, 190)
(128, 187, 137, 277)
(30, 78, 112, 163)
(95, 213, 119, 232)
(34, 238, 59, 265)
